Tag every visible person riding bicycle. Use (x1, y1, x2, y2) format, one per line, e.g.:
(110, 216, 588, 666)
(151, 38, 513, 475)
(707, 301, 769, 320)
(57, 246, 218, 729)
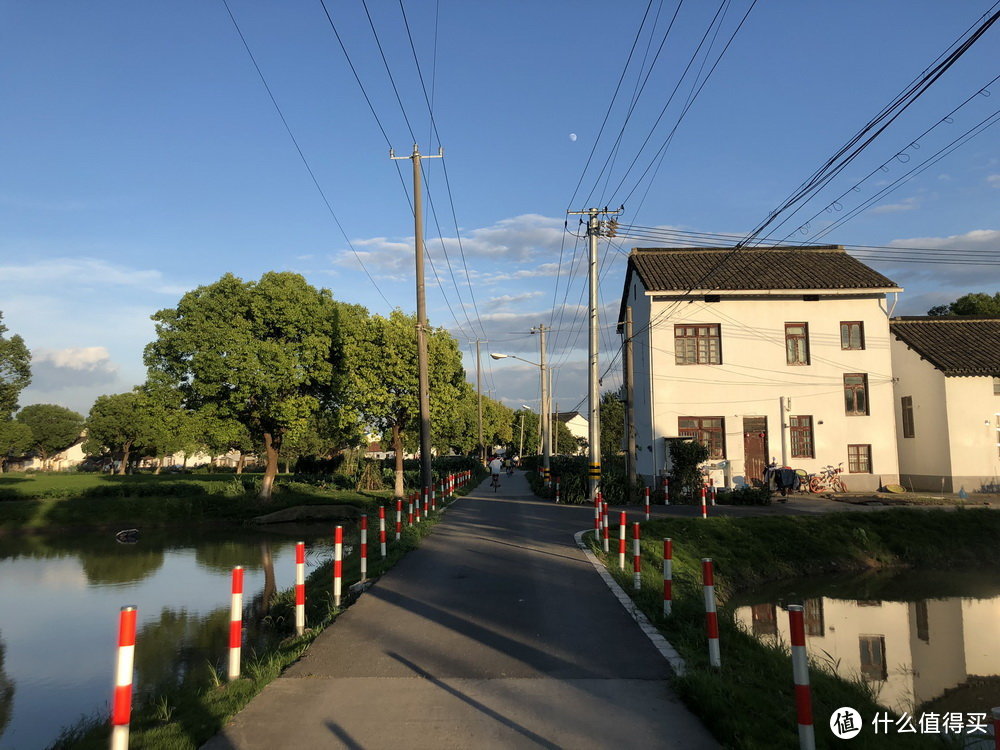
(488, 456, 503, 485)
(504, 456, 514, 475)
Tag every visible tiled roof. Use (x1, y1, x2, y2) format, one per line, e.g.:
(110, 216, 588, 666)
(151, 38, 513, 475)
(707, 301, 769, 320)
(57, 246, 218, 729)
(890, 316, 1000, 376)
(553, 411, 585, 422)
(628, 246, 900, 292)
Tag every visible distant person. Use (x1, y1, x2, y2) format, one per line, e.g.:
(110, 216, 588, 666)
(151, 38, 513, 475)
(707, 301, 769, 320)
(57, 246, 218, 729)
(488, 455, 503, 484)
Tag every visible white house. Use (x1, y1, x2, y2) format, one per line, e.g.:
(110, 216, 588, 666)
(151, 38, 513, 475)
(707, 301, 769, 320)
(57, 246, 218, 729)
(553, 411, 589, 452)
(618, 245, 902, 492)
(889, 316, 1000, 493)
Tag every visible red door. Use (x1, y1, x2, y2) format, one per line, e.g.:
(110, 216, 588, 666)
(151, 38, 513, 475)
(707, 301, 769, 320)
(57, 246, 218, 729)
(743, 417, 768, 486)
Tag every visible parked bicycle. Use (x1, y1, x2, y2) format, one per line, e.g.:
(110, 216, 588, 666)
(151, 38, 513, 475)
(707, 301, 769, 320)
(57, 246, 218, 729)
(807, 463, 847, 493)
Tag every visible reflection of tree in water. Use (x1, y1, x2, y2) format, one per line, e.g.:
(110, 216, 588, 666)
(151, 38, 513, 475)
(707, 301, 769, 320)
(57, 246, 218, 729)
(79, 548, 165, 585)
(194, 541, 265, 573)
(0, 632, 14, 739)
(132, 608, 230, 696)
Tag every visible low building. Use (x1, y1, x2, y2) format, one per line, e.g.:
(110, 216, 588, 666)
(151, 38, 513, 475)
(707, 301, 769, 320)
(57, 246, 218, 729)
(889, 316, 1000, 493)
(553, 411, 589, 448)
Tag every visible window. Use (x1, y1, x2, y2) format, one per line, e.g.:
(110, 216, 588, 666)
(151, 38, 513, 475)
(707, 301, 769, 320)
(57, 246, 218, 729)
(841, 321, 865, 350)
(848, 444, 872, 473)
(994, 377, 1000, 395)
(785, 323, 810, 365)
(804, 598, 825, 637)
(915, 600, 929, 643)
(844, 373, 869, 415)
(674, 325, 721, 365)
(859, 635, 887, 681)
(789, 416, 814, 458)
(901, 396, 914, 438)
(678, 417, 726, 459)
(751, 603, 777, 636)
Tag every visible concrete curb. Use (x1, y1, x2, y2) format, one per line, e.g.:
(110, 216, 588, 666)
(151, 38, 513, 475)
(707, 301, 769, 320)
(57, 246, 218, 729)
(574, 529, 687, 676)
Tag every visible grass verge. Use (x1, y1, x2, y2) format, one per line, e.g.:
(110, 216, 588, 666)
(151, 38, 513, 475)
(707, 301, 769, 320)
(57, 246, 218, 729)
(591, 509, 999, 749)
(49, 479, 480, 750)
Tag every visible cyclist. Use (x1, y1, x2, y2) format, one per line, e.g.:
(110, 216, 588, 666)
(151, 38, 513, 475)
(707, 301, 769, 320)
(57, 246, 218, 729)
(488, 455, 503, 489)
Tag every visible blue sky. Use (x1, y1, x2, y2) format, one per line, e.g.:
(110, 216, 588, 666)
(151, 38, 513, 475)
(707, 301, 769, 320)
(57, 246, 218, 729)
(1, 1, 997, 416)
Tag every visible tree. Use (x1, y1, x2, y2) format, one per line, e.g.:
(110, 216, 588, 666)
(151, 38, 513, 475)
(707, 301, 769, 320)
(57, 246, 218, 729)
(554, 420, 581, 455)
(0, 313, 30, 419)
(16, 404, 84, 468)
(927, 292, 1000, 317)
(599, 390, 625, 461)
(0, 419, 32, 472)
(344, 309, 467, 496)
(84, 392, 147, 474)
(145, 272, 341, 501)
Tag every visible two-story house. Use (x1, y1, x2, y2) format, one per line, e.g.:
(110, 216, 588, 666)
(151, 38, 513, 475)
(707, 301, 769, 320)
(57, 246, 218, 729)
(889, 316, 1000, 493)
(618, 245, 902, 491)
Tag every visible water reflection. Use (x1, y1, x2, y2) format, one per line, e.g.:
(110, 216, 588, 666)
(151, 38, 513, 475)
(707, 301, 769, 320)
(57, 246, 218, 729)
(0, 633, 14, 738)
(733, 570, 1000, 717)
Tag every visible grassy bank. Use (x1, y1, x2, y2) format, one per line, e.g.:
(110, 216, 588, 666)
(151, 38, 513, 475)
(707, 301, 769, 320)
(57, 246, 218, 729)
(0, 473, 395, 532)
(593, 509, 1000, 749)
(51, 479, 479, 750)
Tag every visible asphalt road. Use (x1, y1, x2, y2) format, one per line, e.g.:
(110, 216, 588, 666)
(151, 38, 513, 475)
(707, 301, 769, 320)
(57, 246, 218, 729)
(203, 472, 717, 749)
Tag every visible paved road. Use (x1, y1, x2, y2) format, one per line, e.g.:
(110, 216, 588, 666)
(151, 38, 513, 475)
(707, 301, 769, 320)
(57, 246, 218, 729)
(204, 472, 716, 749)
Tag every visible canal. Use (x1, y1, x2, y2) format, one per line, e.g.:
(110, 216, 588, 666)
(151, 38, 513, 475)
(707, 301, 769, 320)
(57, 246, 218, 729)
(0, 524, 344, 749)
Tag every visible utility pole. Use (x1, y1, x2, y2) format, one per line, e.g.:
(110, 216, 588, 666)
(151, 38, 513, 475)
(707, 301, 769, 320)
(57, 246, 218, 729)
(391, 144, 443, 496)
(518, 411, 525, 459)
(531, 324, 550, 487)
(568, 206, 623, 506)
(625, 305, 637, 487)
(476, 339, 484, 463)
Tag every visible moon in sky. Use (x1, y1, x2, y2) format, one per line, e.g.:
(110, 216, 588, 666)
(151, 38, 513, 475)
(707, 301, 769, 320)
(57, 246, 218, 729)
(569, 133, 577, 142)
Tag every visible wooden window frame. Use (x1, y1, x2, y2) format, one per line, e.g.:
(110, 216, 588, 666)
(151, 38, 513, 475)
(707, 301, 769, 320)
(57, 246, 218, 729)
(785, 322, 810, 365)
(789, 415, 814, 458)
(678, 416, 726, 459)
(840, 321, 865, 350)
(859, 635, 887, 681)
(848, 444, 872, 473)
(901, 396, 914, 438)
(844, 373, 869, 416)
(674, 324, 722, 365)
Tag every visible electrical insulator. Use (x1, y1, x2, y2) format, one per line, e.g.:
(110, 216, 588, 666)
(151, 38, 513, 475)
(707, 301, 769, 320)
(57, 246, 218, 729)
(606, 219, 618, 237)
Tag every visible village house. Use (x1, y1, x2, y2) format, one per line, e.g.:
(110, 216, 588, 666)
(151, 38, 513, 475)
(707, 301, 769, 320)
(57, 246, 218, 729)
(618, 245, 902, 492)
(553, 411, 589, 454)
(889, 316, 1000, 493)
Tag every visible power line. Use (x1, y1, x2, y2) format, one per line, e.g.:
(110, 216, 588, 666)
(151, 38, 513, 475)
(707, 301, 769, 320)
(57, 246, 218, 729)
(221, 0, 391, 307)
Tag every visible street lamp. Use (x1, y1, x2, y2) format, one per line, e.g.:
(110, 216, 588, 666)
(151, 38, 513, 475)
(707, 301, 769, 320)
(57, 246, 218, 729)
(491, 353, 550, 485)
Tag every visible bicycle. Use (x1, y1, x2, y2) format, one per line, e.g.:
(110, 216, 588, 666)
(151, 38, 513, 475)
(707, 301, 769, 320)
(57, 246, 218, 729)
(808, 463, 847, 493)
(490, 474, 500, 492)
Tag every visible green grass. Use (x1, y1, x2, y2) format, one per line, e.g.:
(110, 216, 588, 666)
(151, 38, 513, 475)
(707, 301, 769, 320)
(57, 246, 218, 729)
(48, 477, 483, 750)
(0, 473, 398, 532)
(592, 510, 994, 749)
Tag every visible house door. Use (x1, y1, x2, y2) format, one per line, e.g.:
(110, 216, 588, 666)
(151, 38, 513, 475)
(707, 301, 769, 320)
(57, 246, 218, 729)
(743, 417, 768, 485)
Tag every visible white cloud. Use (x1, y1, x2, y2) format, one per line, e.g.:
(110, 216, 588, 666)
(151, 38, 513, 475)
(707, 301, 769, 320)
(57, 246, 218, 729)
(484, 291, 543, 312)
(868, 197, 919, 215)
(30, 347, 120, 390)
(0, 257, 187, 295)
(987, 174, 1000, 188)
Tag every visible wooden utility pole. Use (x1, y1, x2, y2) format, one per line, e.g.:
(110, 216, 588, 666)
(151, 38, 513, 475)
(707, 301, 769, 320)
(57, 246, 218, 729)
(531, 324, 550, 486)
(391, 144, 442, 494)
(625, 306, 637, 487)
(476, 339, 484, 463)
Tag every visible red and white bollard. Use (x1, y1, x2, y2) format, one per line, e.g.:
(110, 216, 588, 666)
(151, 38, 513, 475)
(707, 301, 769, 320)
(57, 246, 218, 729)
(295, 542, 306, 636)
(602, 502, 610, 553)
(379, 506, 387, 557)
(618, 511, 627, 570)
(644, 487, 651, 520)
(111, 605, 137, 750)
(700, 485, 708, 519)
(360, 514, 368, 581)
(229, 566, 244, 680)
(788, 605, 815, 750)
(333, 526, 343, 607)
(702, 558, 721, 667)
(663, 538, 673, 616)
(407, 494, 414, 526)
(422, 486, 429, 519)
(395, 498, 403, 541)
(632, 523, 642, 590)
(593, 495, 601, 539)
(555, 476, 560, 503)
(663, 476, 670, 505)
(710, 477, 717, 506)
(991, 708, 1000, 750)
(431, 484, 437, 512)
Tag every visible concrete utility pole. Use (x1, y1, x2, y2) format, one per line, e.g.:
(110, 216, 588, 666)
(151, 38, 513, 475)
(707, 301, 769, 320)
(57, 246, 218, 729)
(531, 324, 550, 487)
(476, 339, 485, 463)
(391, 144, 442, 495)
(568, 206, 623, 506)
(624, 306, 637, 487)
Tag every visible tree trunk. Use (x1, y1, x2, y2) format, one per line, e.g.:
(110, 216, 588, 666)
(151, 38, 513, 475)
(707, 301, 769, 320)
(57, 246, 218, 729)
(118, 443, 131, 475)
(282, 460, 290, 474)
(236, 452, 245, 475)
(392, 421, 405, 498)
(258, 542, 275, 616)
(259, 432, 280, 501)
(154, 456, 164, 475)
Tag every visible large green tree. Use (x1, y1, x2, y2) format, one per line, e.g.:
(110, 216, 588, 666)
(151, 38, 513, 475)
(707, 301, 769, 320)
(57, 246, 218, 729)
(927, 292, 1000, 316)
(84, 391, 148, 474)
(145, 272, 341, 500)
(0, 313, 31, 418)
(16, 403, 84, 468)
(0, 419, 32, 472)
(345, 309, 467, 496)
(599, 390, 625, 460)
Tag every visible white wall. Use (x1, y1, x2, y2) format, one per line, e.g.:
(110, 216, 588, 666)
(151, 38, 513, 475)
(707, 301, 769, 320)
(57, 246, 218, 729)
(890, 341, 951, 488)
(643, 292, 899, 490)
(944, 376, 1000, 491)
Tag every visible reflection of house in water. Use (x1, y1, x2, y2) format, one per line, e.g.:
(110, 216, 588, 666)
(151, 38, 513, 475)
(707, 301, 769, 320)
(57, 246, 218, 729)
(737, 597, 1000, 714)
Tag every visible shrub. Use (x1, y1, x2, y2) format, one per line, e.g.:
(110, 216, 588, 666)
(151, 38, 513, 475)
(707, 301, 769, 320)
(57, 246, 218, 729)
(667, 440, 709, 504)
